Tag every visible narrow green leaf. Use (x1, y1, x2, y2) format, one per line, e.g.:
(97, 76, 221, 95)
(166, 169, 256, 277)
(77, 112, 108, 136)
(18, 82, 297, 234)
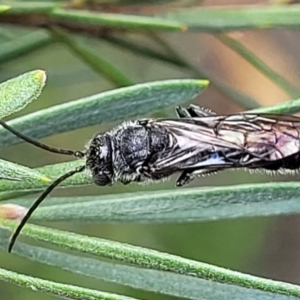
(0, 158, 50, 183)
(161, 5, 300, 31)
(2, 159, 300, 207)
(17, 181, 300, 223)
(250, 98, 300, 114)
(4, 2, 56, 14)
(2, 221, 300, 298)
(0, 31, 52, 65)
(51, 8, 186, 31)
(102, 35, 187, 68)
(0, 232, 295, 300)
(209, 77, 260, 110)
(0, 70, 46, 118)
(0, 5, 10, 12)
(0, 190, 37, 202)
(0, 161, 86, 193)
(0, 28, 15, 40)
(0, 79, 209, 147)
(51, 27, 134, 87)
(0, 266, 139, 300)
(217, 33, 299, 98)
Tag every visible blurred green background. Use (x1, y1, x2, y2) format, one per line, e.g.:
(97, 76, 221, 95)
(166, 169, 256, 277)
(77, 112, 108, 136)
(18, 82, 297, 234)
(2, 0, 300, 299)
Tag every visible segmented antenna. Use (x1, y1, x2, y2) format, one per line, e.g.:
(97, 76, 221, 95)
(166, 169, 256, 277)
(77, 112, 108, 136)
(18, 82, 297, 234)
(8, 165, 86, 252)
(0, 119, 87, 251)
(0, 119, 85, 158)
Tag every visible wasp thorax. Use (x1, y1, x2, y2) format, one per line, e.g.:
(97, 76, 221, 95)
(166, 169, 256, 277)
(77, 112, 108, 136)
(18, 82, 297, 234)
(86, 133, 114, 186)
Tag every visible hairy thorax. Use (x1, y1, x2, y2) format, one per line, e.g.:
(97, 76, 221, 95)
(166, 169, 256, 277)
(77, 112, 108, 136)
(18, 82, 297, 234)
(109, 120, 171, 184)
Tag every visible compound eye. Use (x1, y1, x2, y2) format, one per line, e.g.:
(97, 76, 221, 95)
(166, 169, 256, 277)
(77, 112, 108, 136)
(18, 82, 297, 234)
(94, 173, 111, 186)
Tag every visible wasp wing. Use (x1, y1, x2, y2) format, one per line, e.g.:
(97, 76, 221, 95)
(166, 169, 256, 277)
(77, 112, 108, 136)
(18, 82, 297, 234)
(217, 113, 300, 161)
(148, 113, 300, 172)
(148, 117, 241, 172)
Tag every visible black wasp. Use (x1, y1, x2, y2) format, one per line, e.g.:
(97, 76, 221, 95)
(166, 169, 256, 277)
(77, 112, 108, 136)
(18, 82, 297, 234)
(2, 104, 300, 252)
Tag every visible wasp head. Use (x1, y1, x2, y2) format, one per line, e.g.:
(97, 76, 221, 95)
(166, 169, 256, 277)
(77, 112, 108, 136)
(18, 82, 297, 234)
(86, 133, 114, 186)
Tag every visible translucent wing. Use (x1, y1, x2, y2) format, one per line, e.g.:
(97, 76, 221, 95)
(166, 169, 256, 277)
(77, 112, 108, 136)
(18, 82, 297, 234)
(148, 113, 300, 171)
(147, 117, 241, 171)
(216, 114, 300, 161)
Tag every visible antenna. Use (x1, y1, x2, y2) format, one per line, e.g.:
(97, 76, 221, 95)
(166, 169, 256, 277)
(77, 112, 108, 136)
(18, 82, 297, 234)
(0, 119, 85, 158)
(0, 119, 87, 251)
(8, 165, 86, 252)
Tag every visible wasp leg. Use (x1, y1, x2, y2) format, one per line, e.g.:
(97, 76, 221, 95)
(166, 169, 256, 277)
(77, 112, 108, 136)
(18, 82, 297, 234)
(186, 104, 216, 117)
(120, 179, 131, 185)
(175, 106, 191, 118)
(176, 171, 195, 186)
(120, 175, 143, 185)
(139, 165, 176, 181)
(176, 168, 222, 186)
(175, 105, 215, 118)
(137, 119, 149, 126)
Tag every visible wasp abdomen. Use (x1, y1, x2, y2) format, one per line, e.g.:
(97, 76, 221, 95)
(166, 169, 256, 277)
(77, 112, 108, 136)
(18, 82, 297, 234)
(255, 153, 300, 171)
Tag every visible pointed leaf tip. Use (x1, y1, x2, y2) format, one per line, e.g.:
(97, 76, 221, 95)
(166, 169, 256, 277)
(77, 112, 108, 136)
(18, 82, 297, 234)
(0, 5, 10, 12)
(0, 159, 52, 184)
(0, 70, 47, 118)
(199, 79, 210, 88)
(34, 69, 47, 85)
(40, 176, 52, 183)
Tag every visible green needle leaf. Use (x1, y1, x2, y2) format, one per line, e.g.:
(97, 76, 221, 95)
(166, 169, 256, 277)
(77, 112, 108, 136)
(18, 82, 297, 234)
(0, 159, 51, 183)
(0, 5, 10, 13)
(216, 33, 299, 98)
(0, 266, 139, 300)
(0, 161, 86, 194)
(6, 181, 300, 223)
(0, 232, 295, 300)
(3, 2, 56, 14)
(161, 5, 300, 31)
(51, 8, 187, 31)
(0, 79, 209, 147)
(2, 221, 300, 299)
(51, 27, 134, 87)
(0, 31, 52, 65)
(250, 98, 300, 114)
(0, 70, 46, 118)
